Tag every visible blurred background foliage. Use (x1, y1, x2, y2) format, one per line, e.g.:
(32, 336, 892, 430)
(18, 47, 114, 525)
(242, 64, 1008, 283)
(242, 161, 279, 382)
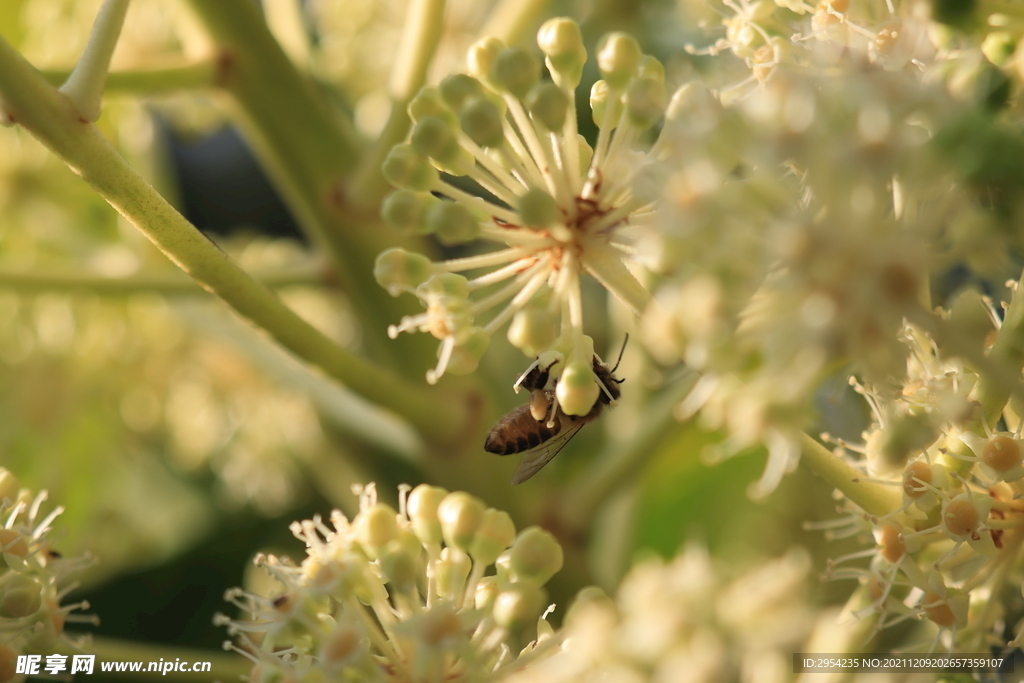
(0, 0, 860, 656)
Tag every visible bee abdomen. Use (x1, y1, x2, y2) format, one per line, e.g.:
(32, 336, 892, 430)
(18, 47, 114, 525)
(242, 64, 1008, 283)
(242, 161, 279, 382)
(484, 405, 560, 455)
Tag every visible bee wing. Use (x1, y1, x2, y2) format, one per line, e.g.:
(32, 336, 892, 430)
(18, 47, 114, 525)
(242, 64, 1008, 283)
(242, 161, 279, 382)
(510, 421, 586, 485)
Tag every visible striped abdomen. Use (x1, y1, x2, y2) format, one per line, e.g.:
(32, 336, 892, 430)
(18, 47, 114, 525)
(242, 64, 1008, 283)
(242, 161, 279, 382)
(484, 405, 562, 455)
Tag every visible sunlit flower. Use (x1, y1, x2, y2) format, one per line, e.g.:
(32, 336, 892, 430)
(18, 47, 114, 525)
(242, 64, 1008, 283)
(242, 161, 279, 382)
(375, 18, 672, 415)
(0, 469, 97, 683)
(217, 483, 565, 682)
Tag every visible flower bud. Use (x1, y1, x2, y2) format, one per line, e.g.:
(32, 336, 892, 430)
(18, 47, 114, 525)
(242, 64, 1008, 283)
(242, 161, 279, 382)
(0, 470, 18, 503)
(417, 273, 470, 301)
(508, 306, 558, 357)
(438, 491, 485, 551)
(556, 360, 600, 416)
(381, 190, 436, 236)
(490, 47, 541, 100)
(468, 37, 506, 90)
(625, 77, 667, 130)
(469, 509, 516, 565)
(459, 96, 505, 148)
(439, 74, 486, 111)
(508, 527, 564, 585)
(446, 328, 491, 376)
(596, 32, 641, 89)
(379, 541, 418, 592)
(0, 529, 28, 570)
(493, 583, 546, 630)
(435, 547, 471, 601)
(383, 143, 439, 191)
(356, 503, 400, 559)
(638, 55, 665, 81)
(537, 17, 587, 88)
(407, 484, 448, 547)
(408, 86, 454, 125)
(0, 573, 42, 618)
(475, 576, 499, 611)
(373, 248, 434, 296)
(590, 80, 623, 127)
(666, 82, 718, 123)
(425, 201, 481, 246)
(526, 83, 569, 131)
(518, 188, 562, 229)
(411, 116, 470, 173)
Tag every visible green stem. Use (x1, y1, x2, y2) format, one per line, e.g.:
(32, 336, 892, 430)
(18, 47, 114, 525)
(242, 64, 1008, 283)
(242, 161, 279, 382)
(81, 637, 249, 683)
(0, 33, 463, 443)
(350, 0, 446, 210)
(797, 433, 901, 518)
(180, 0, 436, 373)
(558, 371, 698, 532)
(41, 61, 218, 94)
(479, 0, 552, 45)
(0, 264, 325, 295)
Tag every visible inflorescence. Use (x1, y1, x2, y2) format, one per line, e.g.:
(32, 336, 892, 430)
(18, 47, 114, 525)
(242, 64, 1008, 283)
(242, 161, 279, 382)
(374, 18, 673, 418)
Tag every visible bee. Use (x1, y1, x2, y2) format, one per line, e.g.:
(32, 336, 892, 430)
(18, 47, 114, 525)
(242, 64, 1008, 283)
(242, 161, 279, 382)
(485, 337, 627, 484)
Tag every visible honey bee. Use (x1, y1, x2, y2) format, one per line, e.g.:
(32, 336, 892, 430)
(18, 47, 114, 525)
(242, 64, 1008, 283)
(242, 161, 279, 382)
(485, 337, 626, 484)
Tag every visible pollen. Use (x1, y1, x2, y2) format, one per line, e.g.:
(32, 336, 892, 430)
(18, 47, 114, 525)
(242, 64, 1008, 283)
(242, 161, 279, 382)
(944, 499, 981, 537)
(901, 461, 931, 498)
(982, 435, 1021, 472)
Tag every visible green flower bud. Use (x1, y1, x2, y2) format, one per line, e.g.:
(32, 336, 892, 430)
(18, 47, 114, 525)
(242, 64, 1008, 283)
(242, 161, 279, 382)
(435, 547, 471, 601)
(508, 306, 558, 357)
(459, 96, 505, 148)
(446, 328, 491, 376)
(417, 272, 470, 301)
(508, 527, 564, 585)
(468, 37, 506, 90)
(596, 32, 642, 89)
(518, 187, 562, 229)
(425, 201, 481, 246)
(407, 484, 448, 547)
(490, 47, 541, 100)
(439, 74, 486, 111)
(537, 17, 587, 88)
(438, 491, 485, 551)
(469, 509, 516, 565)
(0, 573, 42, 618)
(638, 55, 665, 81)
(373, 248, 434, 296)
(982, 32, 1016, 67)
(590, 80, 623, 128)
(625, 77, 667, 130)
(383, 143, 439, 191)
(356, 504, 400, 558)
(408, 86, 454, 125)
(0, 470, 18, 503)
(556, 359, 600, 416)
(379, 540, 418, 592)
(475, 576, 499, 611)
(526, 83, 569, 131)
(492, 584, 546, 631)
(411, 116, 469, 172)
(381, 190, 437, 236)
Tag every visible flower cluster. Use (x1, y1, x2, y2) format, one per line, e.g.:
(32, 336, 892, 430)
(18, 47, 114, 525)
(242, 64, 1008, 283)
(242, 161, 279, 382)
(217, 483, 565, 682)
(504, 547, 842, 683)
(374, 17, 671, 416)
(0, 468, 96, 683)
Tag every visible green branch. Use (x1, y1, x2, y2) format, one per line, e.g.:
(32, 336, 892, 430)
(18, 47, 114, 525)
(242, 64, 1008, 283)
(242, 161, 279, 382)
(798, 433, 901, 518)
(0, 264, 325, 295)
(0, 33, 464, 444)
(180, 0, 436, 373)
(42, 61, 218, 95)
(350, 0, 446, 209)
